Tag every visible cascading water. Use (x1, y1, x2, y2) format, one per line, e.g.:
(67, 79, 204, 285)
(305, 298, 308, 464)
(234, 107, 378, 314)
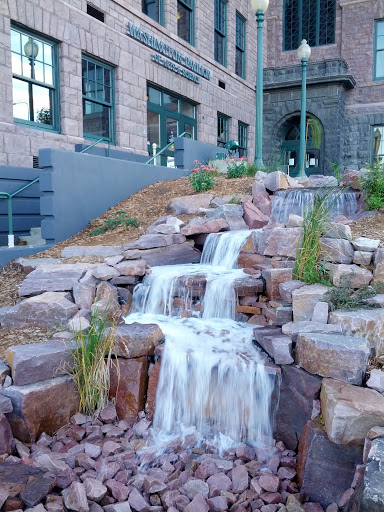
(271, 188, 359, 224)
(126, 230, 277, 452)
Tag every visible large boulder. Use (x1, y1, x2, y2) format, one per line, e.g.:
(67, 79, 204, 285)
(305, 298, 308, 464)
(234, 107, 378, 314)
(114, 259, 147, 276)
(110, 323, 163, 358)
(292, 284, 329, 322)
(320, 379, 384, 445)
(329, 264, 373, 288)
(133, 241, 201, 266)
(242, 201, 270, 229)
(206, 204, 248, 230)
(168, 194, 214, 214)
(5, 341, 73, 386)
(254, 228, 301, 258)
(353, 237, 380, 252)
(329, 308, 384, 356)
(320, 239, 354, 264)
(109, 357, 149, 424)
(124, 233, 186, 250)
(180, 218, 229, 236)
(2, 376, 79, 443)
(282, 321, 342, 341)
(297, 419, 363, 508)
(275, 365, 322, 450)
(1, 292, 78, 329)
(264, 171, 290, 192)
(296, 333, 370, 385)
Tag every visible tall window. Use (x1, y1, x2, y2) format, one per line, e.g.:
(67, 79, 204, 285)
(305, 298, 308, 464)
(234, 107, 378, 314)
(178, 0, 194, 45)
(217, 113, 229, 147)
(215, 0, 227, 66)
(142, 0, 164, 25)
(284, 0, 336, 51)
(11, 26, 59, 131)
(82, 55, 115, 143)
(235, 13, 246, 79)
(238, 122, 248, 157)
(374, 20, 384, 81)
(373, 126, 384, 164)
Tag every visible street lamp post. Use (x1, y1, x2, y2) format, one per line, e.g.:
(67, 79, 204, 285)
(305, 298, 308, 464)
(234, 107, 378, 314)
(297, 39, 311, 177)
(251, 0, 269, 169)
(23, 37, 39, 122)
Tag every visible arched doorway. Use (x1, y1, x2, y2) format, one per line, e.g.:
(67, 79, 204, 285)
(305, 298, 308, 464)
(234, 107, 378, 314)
(281, 116, 322, 177)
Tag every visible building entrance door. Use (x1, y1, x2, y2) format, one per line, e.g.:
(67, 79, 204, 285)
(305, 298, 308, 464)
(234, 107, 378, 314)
(281, 117, 321, 177)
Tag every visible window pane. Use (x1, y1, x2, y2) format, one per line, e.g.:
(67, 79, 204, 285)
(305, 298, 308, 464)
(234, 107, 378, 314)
(180, 101, 195, 117)
(12, 78, 30, 121)
(284, 0, 299, 50)
(184, 123, 195, 139)
(376, 51, 384, 79)
(44, 64, 53, 85)
(142, 0, 160, 22)
(83, 99, 110, 139)
(34, 60, 44, 82)
(43, 43, 52, 65)
(166, 117, 178, 145)
(215, 33, 225, 64)
(33, 85, 53, 125)
(373, 126, 384, 164)
(163, 93, 178, 111)
(147, 110, 160, 151)
(12, 53, 22, 75)
(178, 2, 191, 43)
(88, 61, 95, 82)
(11, 30, 21, 54)
(235, 49, 244, 77)
(377, 35, 384, 51)
(22, 56, 33, 78)
(148, 86, 161, 104)
(104, 68, 111, 87)
(378, 21, 384, 37)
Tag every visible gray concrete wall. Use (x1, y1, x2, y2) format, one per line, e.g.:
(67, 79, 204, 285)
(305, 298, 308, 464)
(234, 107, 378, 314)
(0, 166, 41, 246)
(74, 145, 148, 164)
(38, 148, 187, 245)
(174, 137, 227, 171)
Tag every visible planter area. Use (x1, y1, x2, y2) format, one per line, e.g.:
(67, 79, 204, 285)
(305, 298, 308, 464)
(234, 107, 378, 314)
(0, 170, 384, 512)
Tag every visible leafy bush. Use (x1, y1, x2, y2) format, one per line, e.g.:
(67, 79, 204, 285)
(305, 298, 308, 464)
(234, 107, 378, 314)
(294, 188, 341, 285)
(226, 157, 248, 178)
(188, 160, 218, 192)
(89, 211, 138, 237)
(324, 284, 384, 311)
(70, 311, 118, 416)
(360, 162, 384, 210)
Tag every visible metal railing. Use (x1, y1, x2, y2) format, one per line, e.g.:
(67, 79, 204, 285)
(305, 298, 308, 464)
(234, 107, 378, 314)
(80, 137, 111, 157)
(0, 177, 40, 247)
(146, 131, 192, 165)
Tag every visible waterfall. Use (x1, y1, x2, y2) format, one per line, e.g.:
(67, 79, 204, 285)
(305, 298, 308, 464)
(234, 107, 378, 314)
(126, 228, 276, 451)
(271, 188, 359, 224)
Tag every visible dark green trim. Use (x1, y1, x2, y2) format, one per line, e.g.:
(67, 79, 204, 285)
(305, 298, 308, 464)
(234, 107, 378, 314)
(178, 0, 195, 46)
(374, 19, 384, 81)
(142, 0, 164, 26)
(11, 24, 60, 133)
(82, 54, 115, 145)
(235, 12, 246, 79)
(238, 121, 248, 157)
(214, 0, 227, 66)
(217, 112, 230, 147)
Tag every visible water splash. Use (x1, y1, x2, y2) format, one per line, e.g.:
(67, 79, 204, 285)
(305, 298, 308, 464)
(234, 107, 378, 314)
(271, 188, 359, 224)
(201, 230, 252, 268)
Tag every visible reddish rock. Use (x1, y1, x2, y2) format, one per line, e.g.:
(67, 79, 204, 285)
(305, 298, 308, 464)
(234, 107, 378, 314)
(279, 281, 306, 303)
(0, 415, 15, 455)
(181, 218, 229, 236)
(260, 491, 284, 504)
(243, 201, 270, 229)
(168, 194, 214, 214)
(111, 323, 163, 359)
(320, 238, 354, 264)
(135, 241, 201, 266)
(114, 260, 147, 276)
(3, 376, 79, 443)
(259, 474, 280, 493)
(207, 472, 232, 491)
(20, 475, 55, 508)
(105, 479, 129, 501)
(128, 488, 149, 512)
(252, 181, 272, 216)
(297, 419, 363, 508)
(62, 481, 89, 512)
(262, 268, 293, 301)
(207, 496, 228, 511)
(184, 493, 209, 512)
(255, 228, 301, 258)
(83, 478, 107, 502)
(231, 465, 249, 492)
(109, 357, 149, 424)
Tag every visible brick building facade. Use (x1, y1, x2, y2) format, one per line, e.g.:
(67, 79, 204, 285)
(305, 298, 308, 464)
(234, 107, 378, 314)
(0, 0, 383, 175)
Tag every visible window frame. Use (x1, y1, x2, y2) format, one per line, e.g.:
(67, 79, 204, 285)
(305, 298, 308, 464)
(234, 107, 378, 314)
(235, 12, 246, 79)
(214, 0, 227, 67)
(283, 0, 336, 52)
(11, 24, 60, 133)
(217, 113, 230, 147)
(177, 0, 194, 45)
(82, 54, 115, 145)
(372, 125, 384, 164)
(374, 19, 384, 81)
(238, 122, 248, 157)
(142, 0, 164, 26)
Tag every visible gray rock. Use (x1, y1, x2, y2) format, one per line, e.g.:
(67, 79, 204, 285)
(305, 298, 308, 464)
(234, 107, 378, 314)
(366, 369, 384, 393)
(361, 437, 384, 511)
(5, 341, 73, 386)
(0, 413, 15, 454)
(323, 223, 352, 239)
(282, 321, 342, 342)
(256, 334, 294, 365)
(311, 301, 329, 323)
(320, 238, 355, 264)
(167, 194, 214, 214)
(308, 175, 338, 187)
(264, 171, 291, 192)
(68, 311, 91, 332)
(124, 234, 186, 250)
(72, 282, 95, 310)
(62, 481, 89, 512)
(231, 464, 249, 492)
(14, 257, 62, 272)
(353, 251, 373, 265)
(133, 241, 201, 266)
(91, 264, 120, 280)
(104, 255, 124, 266)
(128, 488, 149, 512)
(1, 292, 78, 329)
(296, 333, 370, 385)
(182, 479, 209, 500)
(374, 249, 384, 284)
(61, 246, 123, 257)
(329, 263, 373, 288)
(206, 203, 248, 230)
(0, 395, 13, 414)
(114, 260, 147, 276)
(292, 284, 330, 322)
(255, 227, 301, 258)
(279, 280, 306, 303)
(83, 478, 107, 502)
(103, 503, 132, 512)
(0, 361, 10, 386)
(146, 215, 185, 234)
(110, 323, 163, 358)
(286, 214, 303, 227)
(352, 237, 380, 252)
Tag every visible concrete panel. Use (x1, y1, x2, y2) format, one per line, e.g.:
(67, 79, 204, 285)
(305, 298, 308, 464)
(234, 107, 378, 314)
(174, 137, 227, 171)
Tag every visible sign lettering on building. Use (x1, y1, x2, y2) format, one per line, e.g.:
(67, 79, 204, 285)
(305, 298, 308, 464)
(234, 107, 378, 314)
(126, 22, 211, 84)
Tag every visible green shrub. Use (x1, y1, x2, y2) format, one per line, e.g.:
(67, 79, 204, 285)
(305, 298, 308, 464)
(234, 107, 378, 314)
(294, 188, 341, 285)
(324, 284, 384, 311)
(70, 311, 118, 416)
(226, 157, 248, 178)
(188, 161, 218, 192)
(360, 162, 384, 210)
(227, 195, 242, 204)
(89, 211, 138, 237)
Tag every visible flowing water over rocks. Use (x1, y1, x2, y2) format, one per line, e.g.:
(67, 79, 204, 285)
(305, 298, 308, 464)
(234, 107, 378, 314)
(126, 230, 277, 453)
(271, 189, 359, 224)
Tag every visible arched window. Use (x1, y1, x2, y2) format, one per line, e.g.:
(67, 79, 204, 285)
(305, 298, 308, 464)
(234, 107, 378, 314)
(284, 0, 336, 51)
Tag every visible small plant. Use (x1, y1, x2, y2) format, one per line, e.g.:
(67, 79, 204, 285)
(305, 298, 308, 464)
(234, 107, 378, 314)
(188, 160, 218, 192)
(70, 311, 118, 416)
(89, 211, 138, 237)
(360, 162, 384, 210)
(324, 284, 384, 311)
(294, 187, 340, 285)
(330, 162, 343, 185)
(227, 195, 242, 204)
(226, 156, 248, 179)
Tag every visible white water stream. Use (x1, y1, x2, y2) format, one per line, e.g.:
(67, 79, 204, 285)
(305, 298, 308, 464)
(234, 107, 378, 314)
(125, 230, 276, 451)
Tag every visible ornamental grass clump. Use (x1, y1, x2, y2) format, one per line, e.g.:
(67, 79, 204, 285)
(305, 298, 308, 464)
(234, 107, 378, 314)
(188, 160, 218, 192)
(70, 311, 118, 417)
(294, 187, 341, 285)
